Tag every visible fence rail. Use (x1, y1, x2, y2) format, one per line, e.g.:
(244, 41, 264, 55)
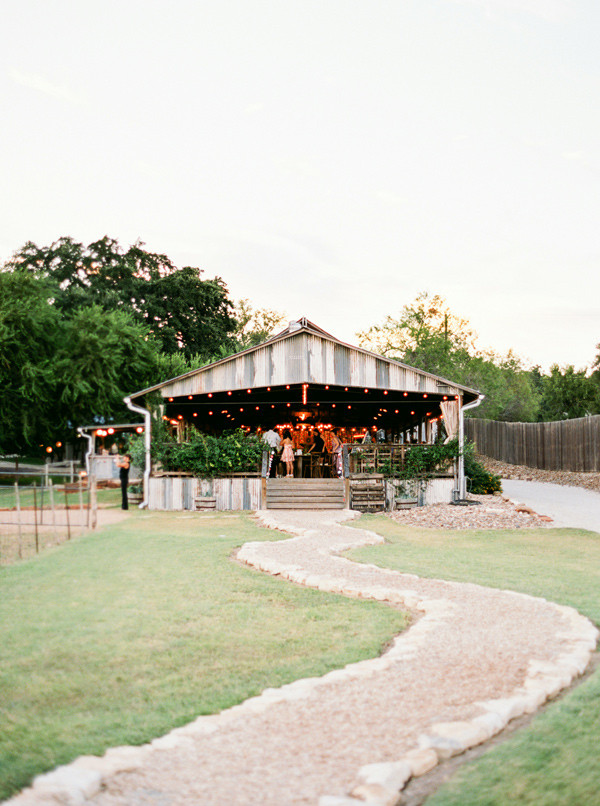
(465, 416, 600, 472)
(0, 477, 98, 564)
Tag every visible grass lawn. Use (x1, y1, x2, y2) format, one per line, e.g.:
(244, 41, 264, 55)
(0, 511, 408, 800)
(347, 515, 600, 806)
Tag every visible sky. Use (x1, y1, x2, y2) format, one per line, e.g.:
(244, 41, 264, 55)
(1, 0, 599, 371)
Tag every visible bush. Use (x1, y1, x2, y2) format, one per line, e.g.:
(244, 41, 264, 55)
(130, 427, 263, 478)
(464, 449, 502, 494)
(382, 439, 460, 480)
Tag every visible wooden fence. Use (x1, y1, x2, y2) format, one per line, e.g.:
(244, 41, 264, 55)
(465, 416, 600, 472)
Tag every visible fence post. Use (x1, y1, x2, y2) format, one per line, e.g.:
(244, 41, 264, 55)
(32, 482, 39, 554)
(78, 478, 84, 537)
(90, 475, 97, 530)
(64, 483, 71, 540)
(15, 482, 22, 560)
(49, 478, 57, 539)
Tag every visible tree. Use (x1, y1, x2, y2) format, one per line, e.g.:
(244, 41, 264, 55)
(0, 269, 164, 453)
(537, 365, 600, 421)
(231, 299, 287, 350)
(52, 306, 162, 428)
(358, 292, 540, 422)
(5, 236, 237, 359)
(357, 292, 476, 371)
(0, 270, 61, 452)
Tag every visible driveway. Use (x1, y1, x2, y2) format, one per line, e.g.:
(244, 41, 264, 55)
(502, 479, 600, 533)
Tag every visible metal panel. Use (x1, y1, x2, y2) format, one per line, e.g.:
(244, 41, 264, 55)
(333, 344, 351, 385)
(376, 360, 390, 389)
(148, 326, 478, 399)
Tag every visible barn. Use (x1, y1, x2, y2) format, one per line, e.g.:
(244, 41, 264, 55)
(125, 317, 483, 509)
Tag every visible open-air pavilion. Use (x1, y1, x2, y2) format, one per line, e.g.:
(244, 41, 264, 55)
(125, 318, 483, 509)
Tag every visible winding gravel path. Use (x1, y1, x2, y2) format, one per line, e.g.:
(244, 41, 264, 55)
(12, 510, 598, 806)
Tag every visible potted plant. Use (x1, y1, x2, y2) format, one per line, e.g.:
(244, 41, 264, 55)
(127, 483, 143, 505)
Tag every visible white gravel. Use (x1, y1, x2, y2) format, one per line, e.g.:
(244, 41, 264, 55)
(66, 509, 596, 806)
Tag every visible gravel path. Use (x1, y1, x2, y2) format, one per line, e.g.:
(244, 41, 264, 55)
(15, 509, 598, 806)
(501, 480, 600, 533)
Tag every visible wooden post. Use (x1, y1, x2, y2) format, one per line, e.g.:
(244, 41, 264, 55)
(40, 478, 44, 525)
(32, 483, 39, 553)
(78, 477, 84, 537)
(49, 479, 57, 539)
(90, 475, 97, 530)
(64, 484, 71, 540)
(261, 477, 267, 510)
(15, 482, 22, 560)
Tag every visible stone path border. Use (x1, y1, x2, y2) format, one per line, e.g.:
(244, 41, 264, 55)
(6, 510, 598, 806)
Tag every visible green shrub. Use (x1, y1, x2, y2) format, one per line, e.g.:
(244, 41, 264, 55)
(464, 447, 502, 494)
(381, 438, 460, 480)
(130, 427, 263, 478)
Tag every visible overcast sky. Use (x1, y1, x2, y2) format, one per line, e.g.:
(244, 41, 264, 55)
(2, 0, 599, 370)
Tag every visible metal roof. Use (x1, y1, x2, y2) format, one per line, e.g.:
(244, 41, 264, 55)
(129, 317, 481, 402)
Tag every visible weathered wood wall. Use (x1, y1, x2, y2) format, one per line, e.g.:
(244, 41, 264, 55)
(465, 416, 600, 472)
(148, 476, 262, 511)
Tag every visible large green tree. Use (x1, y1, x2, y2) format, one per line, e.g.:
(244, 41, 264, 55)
(52, 305, 161, 427)
(358, 292, 540, 422)
(5, 236, 237, 359)
(0, 270, 163, 453)
(536, 364, 600, 421)
(0, 270, 60, 452)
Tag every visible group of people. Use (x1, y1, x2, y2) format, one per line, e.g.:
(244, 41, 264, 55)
(262, 427, 343, 478)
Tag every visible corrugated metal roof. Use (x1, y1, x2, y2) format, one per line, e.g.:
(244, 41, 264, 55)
(129, 318, 481, 401)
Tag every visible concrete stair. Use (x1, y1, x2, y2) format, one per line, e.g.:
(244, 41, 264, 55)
(266, 478, 346, 509)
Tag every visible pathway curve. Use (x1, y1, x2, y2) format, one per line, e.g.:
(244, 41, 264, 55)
(10, 511, 598, 806)
(502, 479, 600, 532)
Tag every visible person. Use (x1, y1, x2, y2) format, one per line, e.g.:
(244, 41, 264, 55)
(280, 429, 295, 478)
(362, 430, 372, 444)
(115, 453, 131, 510)
(330, 429, 343, 478)
(376, 427, 386, 443)
(306, 428, 327, 477)
(262, 426, 281, 477)
(307, 430, 326, 454)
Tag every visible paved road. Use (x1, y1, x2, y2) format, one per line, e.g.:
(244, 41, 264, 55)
(502, 479, 600, 533)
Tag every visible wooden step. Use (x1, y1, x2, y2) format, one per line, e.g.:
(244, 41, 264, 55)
(266, 479, 345, 509)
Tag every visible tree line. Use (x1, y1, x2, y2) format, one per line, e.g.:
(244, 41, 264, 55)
(358, 292, 600, 423)
(2, 239, 598, 456)
(0, 236, 284, 454)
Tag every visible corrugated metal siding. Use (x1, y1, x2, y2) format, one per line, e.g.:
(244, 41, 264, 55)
(148, 476, 260, 511)
(155, 331, 469, 398)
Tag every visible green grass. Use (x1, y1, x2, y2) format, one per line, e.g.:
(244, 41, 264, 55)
(347, 516, 600, 806)
(0, 511, 408, 800)
(0, 486, 122, 510)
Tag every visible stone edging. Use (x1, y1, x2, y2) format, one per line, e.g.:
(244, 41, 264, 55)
(5, 512, 598, 806)
(246, 511, 598, 806)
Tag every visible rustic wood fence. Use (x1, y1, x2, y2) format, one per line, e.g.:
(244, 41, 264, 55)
(465, 416, 600, 472)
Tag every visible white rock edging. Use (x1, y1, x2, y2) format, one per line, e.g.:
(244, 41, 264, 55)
(247, 511, 598, 806)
